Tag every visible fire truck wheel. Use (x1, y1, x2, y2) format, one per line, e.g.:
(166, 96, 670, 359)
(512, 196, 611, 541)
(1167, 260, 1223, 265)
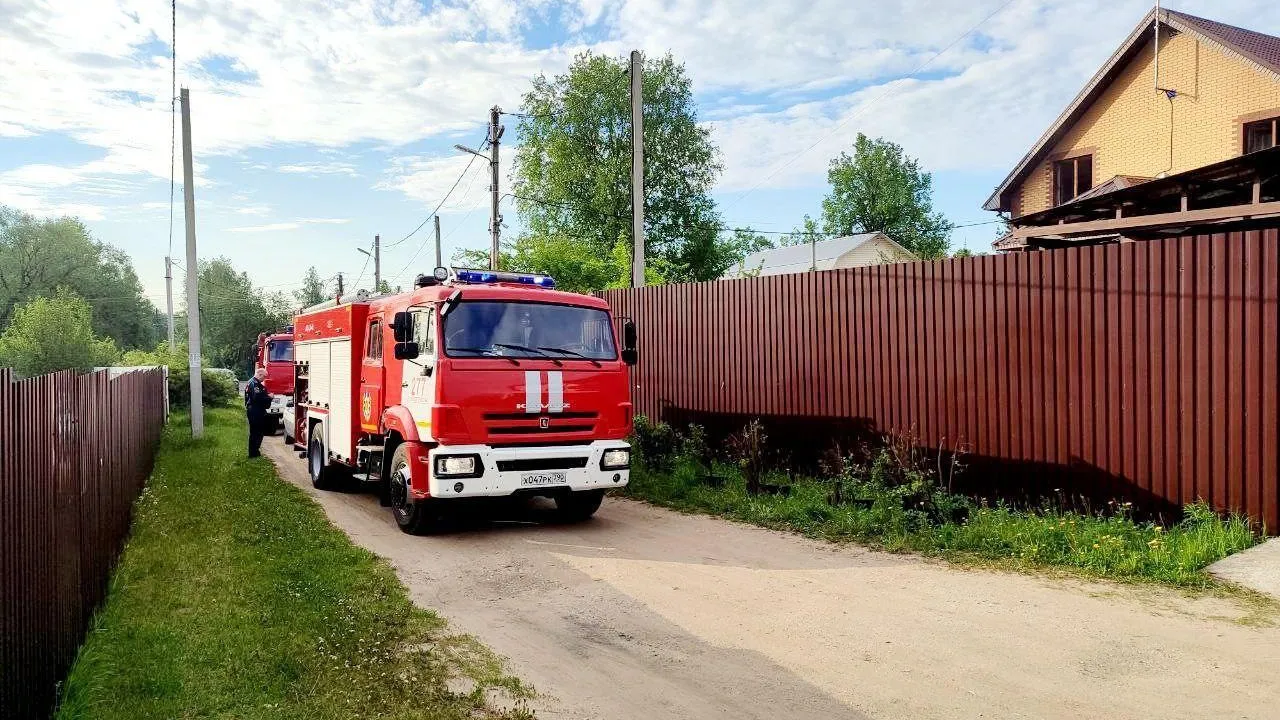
(308, 436, 340, 490)
(554, 489, 605, 523)
(389, 444, 441, 535)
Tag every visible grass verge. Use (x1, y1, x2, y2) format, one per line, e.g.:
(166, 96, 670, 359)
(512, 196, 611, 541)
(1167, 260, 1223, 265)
(627, 459, 1260, 589)
(57, 408, 533, 720)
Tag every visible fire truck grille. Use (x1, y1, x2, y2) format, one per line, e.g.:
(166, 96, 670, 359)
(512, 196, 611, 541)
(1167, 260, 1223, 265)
(481, 412, 599, 440)
(496, 457, 589, 472)
(487, 424, 594, 435)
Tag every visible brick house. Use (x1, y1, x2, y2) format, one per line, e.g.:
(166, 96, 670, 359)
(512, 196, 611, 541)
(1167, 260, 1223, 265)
(987, 8, 1280, 250)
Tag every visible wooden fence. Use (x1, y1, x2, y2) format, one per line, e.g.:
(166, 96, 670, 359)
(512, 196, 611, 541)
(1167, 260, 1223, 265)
(0, 368, 167, 719)
(603, 229, 1280, 531)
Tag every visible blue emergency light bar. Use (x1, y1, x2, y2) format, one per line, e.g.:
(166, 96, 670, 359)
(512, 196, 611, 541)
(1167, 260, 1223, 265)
(454, 269, 556, 288)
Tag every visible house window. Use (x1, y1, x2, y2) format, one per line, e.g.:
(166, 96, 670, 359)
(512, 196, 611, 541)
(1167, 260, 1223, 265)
(1244, 117, 1278, 154)
(366, 320, 382, 360)
(1053, 155, 1093, 206)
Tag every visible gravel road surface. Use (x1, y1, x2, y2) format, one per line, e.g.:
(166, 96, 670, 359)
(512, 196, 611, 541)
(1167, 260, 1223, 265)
(263, 441, 1279, 719)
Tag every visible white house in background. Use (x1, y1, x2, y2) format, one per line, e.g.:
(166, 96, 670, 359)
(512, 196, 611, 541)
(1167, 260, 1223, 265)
(724, 232, 916, 279)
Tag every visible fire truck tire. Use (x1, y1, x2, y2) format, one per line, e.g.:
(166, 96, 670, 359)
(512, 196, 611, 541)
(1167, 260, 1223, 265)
(554, 489, 605, 523)
(308, 436, 340, 490)
(389, 444, 441, 535)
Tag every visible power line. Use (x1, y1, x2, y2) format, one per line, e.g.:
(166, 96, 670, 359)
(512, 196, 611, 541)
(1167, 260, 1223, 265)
(167, 0, 176, 257)
(721, 0, 1017, 212)
(350, 240, 373, 291)
(500, 110, 556, 120)
(506, 191, 997, 237)
(384, 129, 490, 251)
(390, 159, 489, 281)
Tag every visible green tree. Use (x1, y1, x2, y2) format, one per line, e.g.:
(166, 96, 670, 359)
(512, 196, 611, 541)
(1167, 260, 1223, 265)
(513, 51, 733, 284)
(0, 206, 159, 350)
(120, 342, 237, 407)
(779, 215, 822, 247)
(192, 257, 291, 377)
(294, 266, 328, 307)
(0, 287, 119, 377)
(818, 134, 953, 259)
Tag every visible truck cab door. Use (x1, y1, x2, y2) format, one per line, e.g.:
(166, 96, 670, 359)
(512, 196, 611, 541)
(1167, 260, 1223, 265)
(359, 316, 385, 433)
(402, 306, 437, 442)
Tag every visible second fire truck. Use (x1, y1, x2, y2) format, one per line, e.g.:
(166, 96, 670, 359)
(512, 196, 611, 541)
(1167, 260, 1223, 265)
(254, 328, 295, 433)
(289, 268, 637, 534)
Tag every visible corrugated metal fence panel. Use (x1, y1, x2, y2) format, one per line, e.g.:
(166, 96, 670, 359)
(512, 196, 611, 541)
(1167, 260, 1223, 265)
(603, 230, 1280, 530)
(0, 368, 165, 719)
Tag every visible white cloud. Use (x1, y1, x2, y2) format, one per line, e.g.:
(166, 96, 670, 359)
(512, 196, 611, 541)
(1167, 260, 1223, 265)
(227, 222, 300, 233)
(276, 162, 360, 177)
(226, 217, 350, 232)
(4, 0, 1280, 223)
(378, 153, 492, 212)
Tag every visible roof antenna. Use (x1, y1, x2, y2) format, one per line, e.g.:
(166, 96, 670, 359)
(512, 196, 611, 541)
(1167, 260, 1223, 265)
(1153, 0, 1161, 90)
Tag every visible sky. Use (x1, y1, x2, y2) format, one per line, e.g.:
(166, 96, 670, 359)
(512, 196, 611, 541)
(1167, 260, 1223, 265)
(2, 0, 1279, 309)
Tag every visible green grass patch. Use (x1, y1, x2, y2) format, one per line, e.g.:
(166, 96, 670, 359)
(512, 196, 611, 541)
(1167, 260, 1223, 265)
(627, 459, 1260, 588)
(57, 408, 533, 720)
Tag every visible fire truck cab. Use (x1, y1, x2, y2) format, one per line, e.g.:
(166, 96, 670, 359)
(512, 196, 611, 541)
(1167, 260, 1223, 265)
(254, 329, 295, 433)
(290, 268, 637, 534)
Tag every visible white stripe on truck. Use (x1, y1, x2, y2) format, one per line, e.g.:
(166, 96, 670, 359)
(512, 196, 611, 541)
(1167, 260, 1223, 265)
(524, 371, 541, 414)
(547, 371, 564, 413)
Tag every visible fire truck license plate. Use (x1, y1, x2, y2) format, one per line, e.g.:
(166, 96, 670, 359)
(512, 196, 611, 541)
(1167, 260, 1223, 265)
(520, 472, 567, 486)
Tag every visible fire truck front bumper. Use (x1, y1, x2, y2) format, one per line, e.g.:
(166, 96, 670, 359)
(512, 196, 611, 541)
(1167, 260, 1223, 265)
(417, 441, 631, 499)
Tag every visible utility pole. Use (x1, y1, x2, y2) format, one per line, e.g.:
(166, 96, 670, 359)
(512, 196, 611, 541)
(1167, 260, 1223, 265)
(164, 256, 175, 352)
(489, 105, 502, 271)
(434, 215, 442, 268)
(179, 87, 204, 438)
(373, 234, 381, 291)
(629, 50, 645, 287)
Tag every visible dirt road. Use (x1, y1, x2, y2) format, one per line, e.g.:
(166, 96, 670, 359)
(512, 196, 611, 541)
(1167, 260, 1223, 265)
(263, 441, 1279, 719)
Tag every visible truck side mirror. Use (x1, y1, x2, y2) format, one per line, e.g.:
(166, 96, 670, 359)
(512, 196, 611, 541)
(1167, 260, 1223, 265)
(621, 320, 637, 366)
(391, 311, 413, 342)
(393, 341, 420, 360)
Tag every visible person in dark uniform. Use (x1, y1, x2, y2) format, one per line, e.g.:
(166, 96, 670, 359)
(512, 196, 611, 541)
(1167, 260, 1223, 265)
(245, 367, 271, 457)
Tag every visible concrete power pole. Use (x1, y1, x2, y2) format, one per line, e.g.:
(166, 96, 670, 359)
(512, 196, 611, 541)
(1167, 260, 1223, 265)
(434, 215, 442, 268)
(373, 234, 381, 292)
(164, 256, 175, 352)
(179, 87, 204, 438)
(630, 50, 645, 287)
(489, 105, 502, 271)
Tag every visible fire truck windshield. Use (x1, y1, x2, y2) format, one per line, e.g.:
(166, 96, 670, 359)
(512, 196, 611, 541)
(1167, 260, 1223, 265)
(443, 301, 617, 361)
(267, 339, 293, 362)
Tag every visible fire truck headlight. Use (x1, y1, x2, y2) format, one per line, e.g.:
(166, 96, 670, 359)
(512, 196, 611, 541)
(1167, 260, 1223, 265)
(434, 454, 482, 478)
(600, 448, 630, 470)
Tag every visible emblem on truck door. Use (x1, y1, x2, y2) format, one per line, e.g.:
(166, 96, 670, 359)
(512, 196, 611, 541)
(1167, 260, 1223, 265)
(539, 417, 549, 429)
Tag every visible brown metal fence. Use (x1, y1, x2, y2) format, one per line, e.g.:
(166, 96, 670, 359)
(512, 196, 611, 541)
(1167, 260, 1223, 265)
(603, 229, 1280, 531)
(0, 368, 166, 719)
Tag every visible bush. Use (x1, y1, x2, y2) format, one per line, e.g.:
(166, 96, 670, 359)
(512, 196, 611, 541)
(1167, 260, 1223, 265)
(120, 343, 239, 408)
(0, 288, 119, 377)
(632, 415, 677, 470)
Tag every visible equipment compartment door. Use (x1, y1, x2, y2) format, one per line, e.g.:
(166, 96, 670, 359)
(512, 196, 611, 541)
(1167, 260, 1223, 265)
(359, 316, 385, 433)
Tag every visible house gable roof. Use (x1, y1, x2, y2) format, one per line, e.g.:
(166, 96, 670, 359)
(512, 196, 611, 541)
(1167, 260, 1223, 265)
(727, 232, 914, 278)
(983, 8, 1280, 212)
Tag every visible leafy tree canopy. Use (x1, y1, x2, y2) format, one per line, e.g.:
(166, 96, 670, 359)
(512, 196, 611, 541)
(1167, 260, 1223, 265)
(818, 134, 953, 259)
(512, 51, 748, 286)
(0, 287, 118, 377)
(294, 266, 329, 307)
(186, 257, 292, 377)
(0, 206, 159, 350)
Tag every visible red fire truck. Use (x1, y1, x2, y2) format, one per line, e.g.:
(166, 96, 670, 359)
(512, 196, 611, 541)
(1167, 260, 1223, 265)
(254, 328, 295, 433)
(289, 268, 637, 534)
